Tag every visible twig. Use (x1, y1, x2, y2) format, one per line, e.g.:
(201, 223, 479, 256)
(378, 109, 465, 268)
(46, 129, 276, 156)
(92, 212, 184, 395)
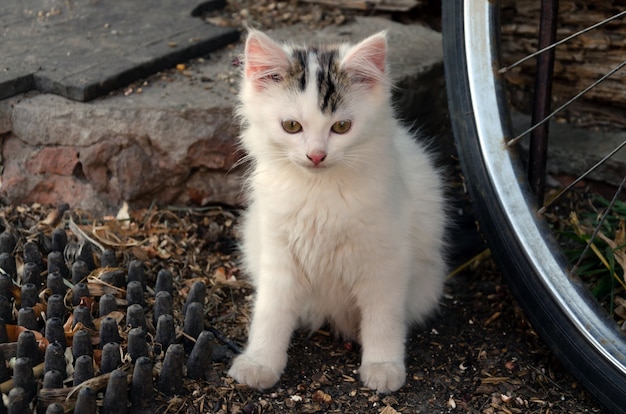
(206, 325, 242, 354)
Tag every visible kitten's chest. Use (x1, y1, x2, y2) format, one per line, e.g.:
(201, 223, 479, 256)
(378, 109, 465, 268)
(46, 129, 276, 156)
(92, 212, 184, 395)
(284, 185, 355, 244)
(251, 166, 400, 286)
(254, 167, 391, 261)
(270, 179, 376, 275)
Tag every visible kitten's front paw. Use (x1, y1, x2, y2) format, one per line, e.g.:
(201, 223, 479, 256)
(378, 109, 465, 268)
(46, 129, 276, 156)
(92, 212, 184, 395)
(228, 354, 280, 390)
(359, 361, 406, 393)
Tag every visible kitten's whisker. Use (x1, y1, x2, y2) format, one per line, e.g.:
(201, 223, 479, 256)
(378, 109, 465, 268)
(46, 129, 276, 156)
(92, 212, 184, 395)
(338, 147, 377, 171)
(230, 154, 255, 171)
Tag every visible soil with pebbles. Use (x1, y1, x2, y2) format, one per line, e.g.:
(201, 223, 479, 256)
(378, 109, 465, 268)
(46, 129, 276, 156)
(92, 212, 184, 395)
(0, 200, 604, 414)
(0, 1, 609, 413)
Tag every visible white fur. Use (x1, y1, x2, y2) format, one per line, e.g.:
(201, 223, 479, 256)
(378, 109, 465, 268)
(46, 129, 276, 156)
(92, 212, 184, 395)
(228, 31, 447, 393)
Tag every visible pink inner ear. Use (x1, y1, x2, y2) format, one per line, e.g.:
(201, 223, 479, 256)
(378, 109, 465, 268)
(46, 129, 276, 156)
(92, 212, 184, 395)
(245, 37, 269, 79)
(342, 33, 388, 84)
(359, 36, 387, 73)
(245, 32, 289, 84)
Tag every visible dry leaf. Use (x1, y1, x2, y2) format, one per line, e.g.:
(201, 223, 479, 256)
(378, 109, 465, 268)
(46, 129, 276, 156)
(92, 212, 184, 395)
(95, 310, 125, 325)
(614, 305, 626, 320)
(38, 203, 69, 228)
(480, 377, 511, 385)
(132, 246, 152, 261)
(312, 390, 332, 404)
(597, 219, 626, 278)
(115, 201, 131, 223)
(380, 405, 400, 414)
(571, 212, 626, 290)
(69, 212, 105, 252)
(4, 325, 50, 351)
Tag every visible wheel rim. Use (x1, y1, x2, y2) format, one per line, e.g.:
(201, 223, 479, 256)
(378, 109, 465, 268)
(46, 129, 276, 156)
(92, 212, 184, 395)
(461, 0, 626, 377)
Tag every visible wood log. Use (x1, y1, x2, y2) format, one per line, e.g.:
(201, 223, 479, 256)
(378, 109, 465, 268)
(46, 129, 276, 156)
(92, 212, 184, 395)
(301, 0, 422, 12)
(500, 0, 626, 125)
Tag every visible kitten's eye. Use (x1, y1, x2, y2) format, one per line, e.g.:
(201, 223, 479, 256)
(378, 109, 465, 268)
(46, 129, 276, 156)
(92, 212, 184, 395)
(282, 120, 303, 134)
(331, 120, 352, 134)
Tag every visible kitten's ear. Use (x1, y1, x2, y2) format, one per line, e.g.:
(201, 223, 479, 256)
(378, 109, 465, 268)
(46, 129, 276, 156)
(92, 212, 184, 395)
(341, 31, 388, 85)
(244, 30, 290, 87)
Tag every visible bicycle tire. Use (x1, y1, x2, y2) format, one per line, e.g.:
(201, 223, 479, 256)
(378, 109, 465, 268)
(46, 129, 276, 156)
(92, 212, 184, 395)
(442, 2, 626, 413)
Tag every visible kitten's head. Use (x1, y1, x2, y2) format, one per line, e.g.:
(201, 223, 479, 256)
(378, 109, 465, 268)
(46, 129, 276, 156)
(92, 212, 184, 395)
(238, 30, 392, 172)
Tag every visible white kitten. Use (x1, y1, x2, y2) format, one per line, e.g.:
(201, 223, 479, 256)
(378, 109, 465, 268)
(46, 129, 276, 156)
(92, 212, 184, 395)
(228, 29, 447, 393)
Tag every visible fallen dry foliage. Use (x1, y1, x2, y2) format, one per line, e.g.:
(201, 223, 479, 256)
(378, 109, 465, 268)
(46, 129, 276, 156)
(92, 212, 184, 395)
(0, 202, 605, 413)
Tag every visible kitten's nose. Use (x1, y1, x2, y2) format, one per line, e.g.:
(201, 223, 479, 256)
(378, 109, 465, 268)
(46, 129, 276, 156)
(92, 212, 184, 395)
(306, 152, 327, 166)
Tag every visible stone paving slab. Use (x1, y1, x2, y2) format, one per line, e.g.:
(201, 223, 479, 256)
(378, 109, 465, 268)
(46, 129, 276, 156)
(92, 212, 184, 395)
(0, 0, 239, 101)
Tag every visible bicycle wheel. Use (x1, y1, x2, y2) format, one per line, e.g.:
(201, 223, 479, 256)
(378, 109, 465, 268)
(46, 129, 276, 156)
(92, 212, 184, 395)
(442, 1, 626, 413)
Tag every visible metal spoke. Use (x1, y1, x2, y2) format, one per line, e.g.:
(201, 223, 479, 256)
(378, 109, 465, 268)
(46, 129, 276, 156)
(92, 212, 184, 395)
(539, 140, 626, 214)
(499, 10, 626, 74)
(507, 58, 626, 147)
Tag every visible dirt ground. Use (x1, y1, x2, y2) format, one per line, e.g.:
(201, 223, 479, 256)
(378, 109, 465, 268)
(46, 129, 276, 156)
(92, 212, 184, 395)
(1, 198, 604, 413)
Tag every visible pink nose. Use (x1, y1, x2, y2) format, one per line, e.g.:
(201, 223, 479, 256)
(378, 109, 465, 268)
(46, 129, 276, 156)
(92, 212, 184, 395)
(306, 152, 327, 166)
